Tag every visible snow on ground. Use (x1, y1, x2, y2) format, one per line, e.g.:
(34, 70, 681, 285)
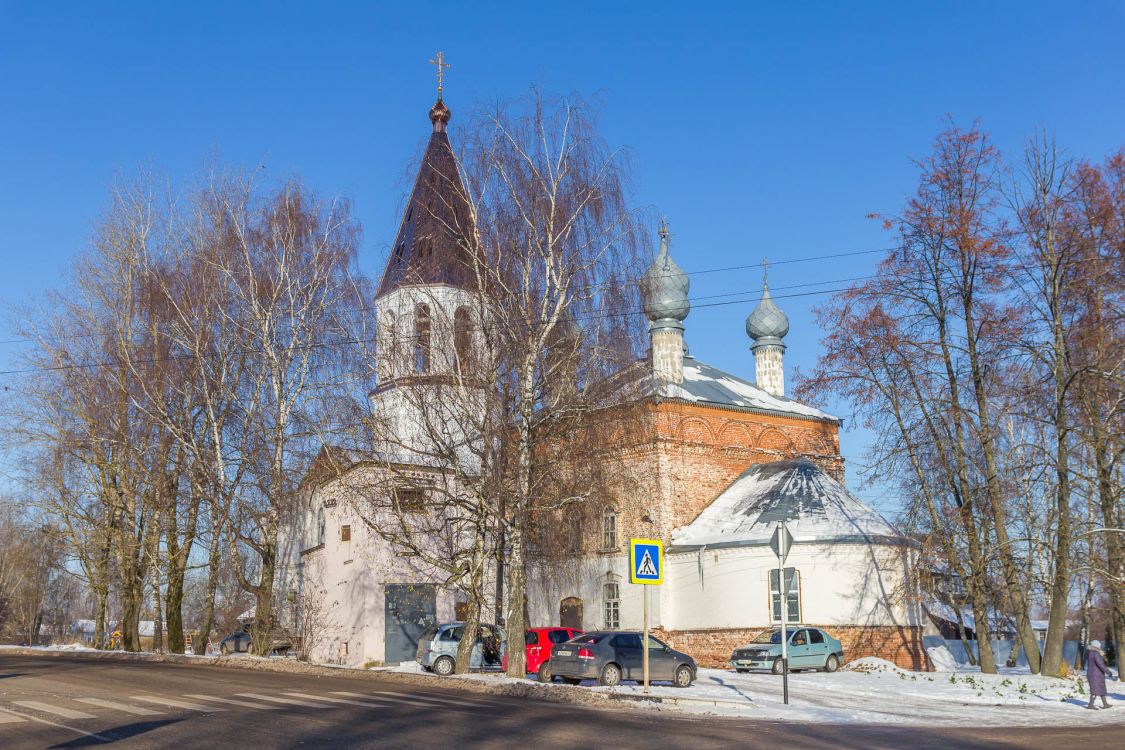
(1, 643, 101, 653)
(380, 656, 1125, 727)
(579, 660, 1125, 726)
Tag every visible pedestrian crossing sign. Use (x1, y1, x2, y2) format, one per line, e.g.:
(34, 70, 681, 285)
(629, 538, 663, 585)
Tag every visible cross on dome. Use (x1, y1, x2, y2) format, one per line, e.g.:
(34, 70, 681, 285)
(429, 51, 451, 100)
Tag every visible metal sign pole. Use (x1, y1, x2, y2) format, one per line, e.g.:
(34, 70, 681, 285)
(772, 521, 792, 706)
(643, 585, 650, 694)
(780, 562, 789, 705)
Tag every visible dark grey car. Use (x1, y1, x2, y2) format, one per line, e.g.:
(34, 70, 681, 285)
(550, 631, 696, 688)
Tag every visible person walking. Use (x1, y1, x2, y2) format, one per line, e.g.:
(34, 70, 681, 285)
(1086, 640, 1114, 710)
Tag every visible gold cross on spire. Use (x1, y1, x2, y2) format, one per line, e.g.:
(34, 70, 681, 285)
(659, 216, 671, 242)
(429, 51, 451, 100)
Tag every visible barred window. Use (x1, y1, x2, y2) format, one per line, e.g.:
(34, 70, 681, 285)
(603, 582, 620, 629)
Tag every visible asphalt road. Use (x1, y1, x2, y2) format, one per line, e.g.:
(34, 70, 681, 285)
(0, 653, 1116, 749)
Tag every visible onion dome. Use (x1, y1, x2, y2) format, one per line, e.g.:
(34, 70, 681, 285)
(429, 98, 451, 133)
(641, 222, 690, 330)
(745, 282, 789, 348)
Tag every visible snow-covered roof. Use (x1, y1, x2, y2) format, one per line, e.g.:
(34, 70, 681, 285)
(665, 358, 836, 421)
(670, 460, 904, 551)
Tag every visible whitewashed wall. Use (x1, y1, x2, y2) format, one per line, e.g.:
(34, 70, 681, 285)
(664, 542, 919, 630)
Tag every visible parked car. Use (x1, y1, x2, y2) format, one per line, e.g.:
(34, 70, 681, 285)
(219, 630, 251, 655)
(416, 622, 506, 676)
(730, 626, 844, 674)
(550, 631, 696, 688)
(502, 627, 583, 682)
(219, 628, 292, 656)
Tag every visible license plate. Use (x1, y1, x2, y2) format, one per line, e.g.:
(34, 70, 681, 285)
(737, 660, 753, 666)
(555, 650, 572, 656)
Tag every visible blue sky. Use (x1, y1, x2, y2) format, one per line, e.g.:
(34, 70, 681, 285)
(2, 1, 1123, 512)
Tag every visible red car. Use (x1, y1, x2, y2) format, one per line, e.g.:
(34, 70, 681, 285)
(502, 627, 583, 682)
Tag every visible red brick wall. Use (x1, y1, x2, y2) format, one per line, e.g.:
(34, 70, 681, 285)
(649, 402, 843, 536)
(654, 625, 932, 672)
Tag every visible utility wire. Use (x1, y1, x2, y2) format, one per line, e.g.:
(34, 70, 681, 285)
(0, 245, 897, 348)
(0, 282, 865, 378)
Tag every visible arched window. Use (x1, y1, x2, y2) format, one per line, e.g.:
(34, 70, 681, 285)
(603, 582, 620, 629)
(454, 306, 473, 374)
(601, 506, 617, 550)
(413, 303, 431, 374)
(380, 309, 398, 380)
(316, 505, 326, 547)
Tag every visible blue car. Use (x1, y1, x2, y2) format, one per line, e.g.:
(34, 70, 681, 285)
(730, 627, 844, 673)
(416, 622, 506, 676)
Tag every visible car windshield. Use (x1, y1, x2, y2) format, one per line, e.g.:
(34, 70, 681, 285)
(751, 628, 800, 644)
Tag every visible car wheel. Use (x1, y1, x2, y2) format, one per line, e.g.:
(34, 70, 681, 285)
(562, 677, 582, 685)
(673, 665, 694, 688)
(433, 656, 456, 676)
(772, 657, 785, 675)
(599, 663, 622, 687)
(824, 654, 840, 673)
(735, 668, 749, 674)
(536, 661, 553, 683)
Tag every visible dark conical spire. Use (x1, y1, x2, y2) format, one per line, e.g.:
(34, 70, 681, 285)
(376, 97, 475, 298)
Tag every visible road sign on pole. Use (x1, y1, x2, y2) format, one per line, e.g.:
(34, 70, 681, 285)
(629, 539, 663, 585)
(629, 538, 663, 694)
(770, 523, 794, 564)
(774, 522, 792, 705)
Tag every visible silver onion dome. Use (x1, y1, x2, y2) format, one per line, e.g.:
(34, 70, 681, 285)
(745, 282, 789, 347)
(641, 224, 690, 330)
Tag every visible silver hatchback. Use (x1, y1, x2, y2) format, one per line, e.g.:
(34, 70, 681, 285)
(416, 622, 506, 676)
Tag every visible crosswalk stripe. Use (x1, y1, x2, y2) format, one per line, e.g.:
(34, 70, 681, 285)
(184, 694, 280, 710)
(131, 696, 224, 712)
(11, 701, 95, 720)
(74, 697, 162, 715)
(413, 691, 498, 707)
(378, 688, 488, 706)
(0, 709, 27, 723)
(329, 691, 447, 708)
(235, 693, 326, 708)
(283, 692, 387, 707)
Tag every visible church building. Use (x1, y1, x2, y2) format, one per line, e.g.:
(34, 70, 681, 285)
(281, 84, 927, 672)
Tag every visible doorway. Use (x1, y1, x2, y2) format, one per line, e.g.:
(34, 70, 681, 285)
(560, 597, 583, 629)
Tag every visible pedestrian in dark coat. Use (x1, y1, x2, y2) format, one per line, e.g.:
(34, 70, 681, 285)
(1086, 640, 1113, 710)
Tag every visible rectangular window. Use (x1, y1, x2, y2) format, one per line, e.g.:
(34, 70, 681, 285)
(769, 567, 801, 623)
(603, 582, 620, 629)
(395, 487, 427, 511)
(602, 509, 617, 550)
(340, 525, 351, 542)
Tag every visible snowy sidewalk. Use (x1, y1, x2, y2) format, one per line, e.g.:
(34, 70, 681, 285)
(378, 656, 1125, 727)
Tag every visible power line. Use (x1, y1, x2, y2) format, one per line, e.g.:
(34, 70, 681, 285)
(0, 282, 865, 378)
(0, 245, 896, 347)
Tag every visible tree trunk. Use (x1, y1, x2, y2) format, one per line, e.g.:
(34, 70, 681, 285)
(195, 517, 223, 655)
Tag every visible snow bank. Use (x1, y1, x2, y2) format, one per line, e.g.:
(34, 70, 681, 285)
(925, 644, 960, 672)
(843, 657, 905, 674)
